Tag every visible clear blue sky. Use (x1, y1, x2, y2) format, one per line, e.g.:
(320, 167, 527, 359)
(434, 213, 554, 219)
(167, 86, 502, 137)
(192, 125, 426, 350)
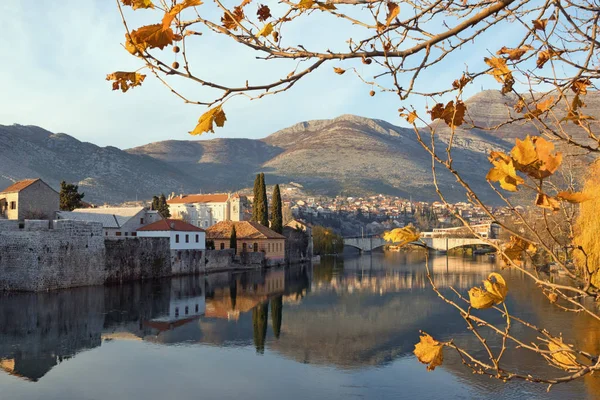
(0, 1, 519, 149)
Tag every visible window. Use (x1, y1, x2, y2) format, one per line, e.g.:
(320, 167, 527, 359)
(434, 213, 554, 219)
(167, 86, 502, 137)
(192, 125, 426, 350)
(175, 307, 179, 317)
(10, 201, 16, 210)
(254, 243, 258, 252)
(116, 232, 122, 236)
(268, 243, 271, 252)
(131, 232, 137, 237)
(185, 306, 189, 315)
(186, 234, 189, 243)
(105, 232, 108, 236)
(125, 232, 129, 236)
(220, 243, 225, 250)
(196, 234, 199, 243)
(195, 304, 199, 312)
(242, 243, 247, 251)
(176, 234, 179, 243)
(140, 218, 144, 224)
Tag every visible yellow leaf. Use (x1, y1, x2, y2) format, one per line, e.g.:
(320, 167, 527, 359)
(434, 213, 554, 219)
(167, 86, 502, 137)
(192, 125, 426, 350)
(162, 0, 203, 30)
(532, 19, 548, 31)
(496, 45, 534, 61)
(383, 225, 421, 246)
(535, 193, 560, 211)
(557, 191, 592, 203)
(190, 106, 227, 135)
(316, 1, 337, 10)
(548, 292, 558, 303)
(414, 333, 444, 371)
(502, 236, 536, 267)
(511, 136, 537, 167)
(468, 272, 508, 309)
(536, 48, 564, 68)
(130, 24, 180, 50)
(533, 136, 562, 178)
(400, 111, 418, 124)
(486, 153, 524, 192)
(484, 57, 514, 94)
(572, 79, 591, 95)
(386, 2, 400, 27)
(222, 6, 245, 30)
(333, 67, 346, 75)
(121, 0, 154, 10)
(524, 96, 554, 119)
(547, 338, 579, 370)
(257, 23, 273, 37)
(106, 71, 146, 93)
(297, 0, 314, 9)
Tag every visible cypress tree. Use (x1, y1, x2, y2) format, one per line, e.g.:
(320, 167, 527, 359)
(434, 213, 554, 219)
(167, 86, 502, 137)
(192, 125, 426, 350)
(252, 302, 268, 354)
(230, 225, 237, 254)
(270, 184, 283, 234)
(271, 295, 282, 339)
(259, 173, 269, 227)
(251, 174, 260, 222)
(151, 195, 159, 211)
(158, 193, 171, 218)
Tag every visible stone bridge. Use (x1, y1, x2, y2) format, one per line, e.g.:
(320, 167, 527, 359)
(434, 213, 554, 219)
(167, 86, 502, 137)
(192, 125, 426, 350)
(343, 236, 498, 253)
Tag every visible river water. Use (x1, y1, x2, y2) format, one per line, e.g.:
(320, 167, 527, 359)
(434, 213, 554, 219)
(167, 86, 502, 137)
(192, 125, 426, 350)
(1, 252, 599, 399)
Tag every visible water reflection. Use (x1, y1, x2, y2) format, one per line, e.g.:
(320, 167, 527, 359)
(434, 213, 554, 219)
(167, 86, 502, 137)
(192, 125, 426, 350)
(0, 253, 599, 399)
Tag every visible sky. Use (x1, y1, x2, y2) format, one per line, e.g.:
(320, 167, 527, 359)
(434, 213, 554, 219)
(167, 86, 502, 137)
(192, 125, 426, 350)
(0, 1, 520, 149)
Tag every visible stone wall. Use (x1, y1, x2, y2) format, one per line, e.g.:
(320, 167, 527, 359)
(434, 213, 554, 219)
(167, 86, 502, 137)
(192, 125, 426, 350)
(0, 220, 105, 291)
(104, 237, 171, 284)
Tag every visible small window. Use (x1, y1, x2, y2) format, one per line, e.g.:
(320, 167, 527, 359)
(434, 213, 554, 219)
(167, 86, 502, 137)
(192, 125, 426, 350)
(195, 304, 199, 312)
(220, 243, 225, 250)
(116, 232, 122, 236)
(125, 232, 129, 236)
(175, 307, 179, 317)
(196, 234, 199, 243)
(185, 306, 189, 315)
(140, 218, 144, 224)
(131, 232, 137, 237)
(242, 243, 247, 251)
(186, 234, 189, 243)
(10, 201, 16, 210)
(176, 234, 179, 243)
(254, 243, 258, 252)
(105, 231, 108, 236)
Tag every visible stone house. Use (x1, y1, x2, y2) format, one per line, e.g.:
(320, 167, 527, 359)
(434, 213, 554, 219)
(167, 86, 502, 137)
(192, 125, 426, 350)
(206, 221, 285, 264)
(0, 179, 59, 220)
(167, 193, 249, 229)
(57, 207, 162, 239)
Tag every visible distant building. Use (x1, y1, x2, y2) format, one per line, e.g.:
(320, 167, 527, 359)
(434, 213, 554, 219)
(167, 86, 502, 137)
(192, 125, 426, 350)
(0, 179, 59, 220)
(167, 193, 248, 229)
(137, 219, 206, 251)
(57, 207, 161, 238)
(205, 221, 285, 263)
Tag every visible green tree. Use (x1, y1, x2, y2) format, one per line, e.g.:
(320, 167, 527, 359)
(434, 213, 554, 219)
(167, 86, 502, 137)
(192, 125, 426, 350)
(59, 181, 85, 211)
(259, 173, 269, 227)
(313, 225, 344, 255)
(229, 225, 237, 254)
(151, 195, 159, 211)
(158, 193, 170, 218)
(270, 184, 283, 234)
(252, 302, 269, 354)
(251, 174, 260, 222)
(271, 296, 283, 339)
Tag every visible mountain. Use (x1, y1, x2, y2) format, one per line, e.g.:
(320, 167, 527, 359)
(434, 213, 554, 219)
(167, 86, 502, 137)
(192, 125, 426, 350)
(2, 90, 597, 203)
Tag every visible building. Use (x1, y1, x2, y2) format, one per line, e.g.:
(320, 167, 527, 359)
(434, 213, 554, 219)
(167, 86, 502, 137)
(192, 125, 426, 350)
(137, 219, 206, 251)
(284, 219, 314, 261)
(57, 207, 162, 238)
(167, 193, 249, 229)
(206, 221, 285, 263)
(0, 179, 59, 220)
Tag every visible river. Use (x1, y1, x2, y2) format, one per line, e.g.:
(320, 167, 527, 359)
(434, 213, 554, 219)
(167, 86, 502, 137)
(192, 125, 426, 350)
(0, 252, 599, 399)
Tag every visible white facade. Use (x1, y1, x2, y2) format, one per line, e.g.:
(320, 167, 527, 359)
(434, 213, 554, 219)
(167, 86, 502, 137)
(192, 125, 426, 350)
(168, 194, 247, 229)
(57, 207, 158, 239)
(136, 230, 206, 250)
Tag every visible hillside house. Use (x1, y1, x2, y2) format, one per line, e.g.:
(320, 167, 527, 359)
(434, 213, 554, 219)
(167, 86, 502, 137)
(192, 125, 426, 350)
(167, 193, 249, 228)
(57, 207, 161, 238)
(0, 179, 59, 220)
(206, 221, 285, 264)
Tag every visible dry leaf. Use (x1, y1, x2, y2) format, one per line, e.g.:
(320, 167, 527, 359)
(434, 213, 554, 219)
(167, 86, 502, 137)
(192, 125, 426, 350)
(536, 193, 560, 211)
(386, 2, 400, 27)
(106, 71, 146, 92)
(484, 57, 514, 94)
(532, 19, 548, 31)
(414, 333, 444, 371)
(333, 67, 346, 75)
(130, 24, 180, 50)
(122, 0, 154, 9)
(468, 272, 508, 309)
(502, 236, 536, 267)
(547, 338, 579, 370)
(162, 0, 203, 30)
(556, 191, 592, 203)
(383, 225, 421, 246)
(257, 23, 273, 37)
(190, 106, 227, 135)
(496, 45, 534, 61)
(429, 100, 466, 128)
(257, 4, 271, 21)
(222, 6, 245, 30)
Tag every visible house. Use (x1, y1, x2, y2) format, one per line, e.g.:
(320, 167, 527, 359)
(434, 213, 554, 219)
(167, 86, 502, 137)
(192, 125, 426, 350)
(0, 179, 59, 220)
(137, 219, 206, 251)
(57, 207, 161, 238)
(167, 193, 249, 229)
(205, 221, 285, 263)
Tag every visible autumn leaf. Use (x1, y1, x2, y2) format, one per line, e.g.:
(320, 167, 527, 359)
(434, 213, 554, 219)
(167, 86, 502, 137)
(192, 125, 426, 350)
(333, 67, 346, 75)
(523, 96, 554, 119)
(557, 191, 592, 203)
(562, 94, 595, 124)
(106, 71, 146, 93)
(486, 152, 524, 192)
(502, 236, 536, 267)
(257, 23, 273, 37)
(537, 48, 564, 68)
(316, 1, 337, 10)
(383, 225, 421, 246)
(190, 106, 227, 135)
(297, 0, 315, 9)
(414, 333, 444, 371)
(429, 100, 466, 128)
(509, 136, 562, 180)
(452, 75, 470, 90)
(484, 57, 514, 94)
(400, 111, 418, 124)
(536, 193, 560, 211)
(511, 136, 537, 167)
(547, 338, 579, 371)
(468, 272, 508, 309)
(257, 4, 271, 21)
(162, 0, 203, 30)
(121, 0, 154, 10)
(386, 2, 400, 27)
(532, 136, 562, 178)
(572, 79, 591, 95)
(514, 98, 526, 113)
(496, 45, 534, 61)
(222, 6, 245, 30)
(548, 292, 558, 303)
(532, 19, 548, 31)
(130, 24, 181, 50)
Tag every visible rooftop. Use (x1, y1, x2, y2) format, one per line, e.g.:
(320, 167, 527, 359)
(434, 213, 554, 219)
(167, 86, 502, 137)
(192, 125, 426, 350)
(206, 221, 286, 240)
(138, 219, 205, 232)
(0, 179, 40, 194)
(167, 194, 230, 205)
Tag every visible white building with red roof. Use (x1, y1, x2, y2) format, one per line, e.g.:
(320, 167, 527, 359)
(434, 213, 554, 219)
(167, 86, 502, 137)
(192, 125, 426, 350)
(167, 193, 248, 229)
(137, 219, 206, 250)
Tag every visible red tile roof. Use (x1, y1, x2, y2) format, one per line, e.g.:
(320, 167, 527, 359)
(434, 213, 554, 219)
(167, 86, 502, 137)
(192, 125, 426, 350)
(137, 219, 205, 232)
(167, 194, 230, 204)
(206, 221, 285, 240)
(0, 179, 40, 194)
